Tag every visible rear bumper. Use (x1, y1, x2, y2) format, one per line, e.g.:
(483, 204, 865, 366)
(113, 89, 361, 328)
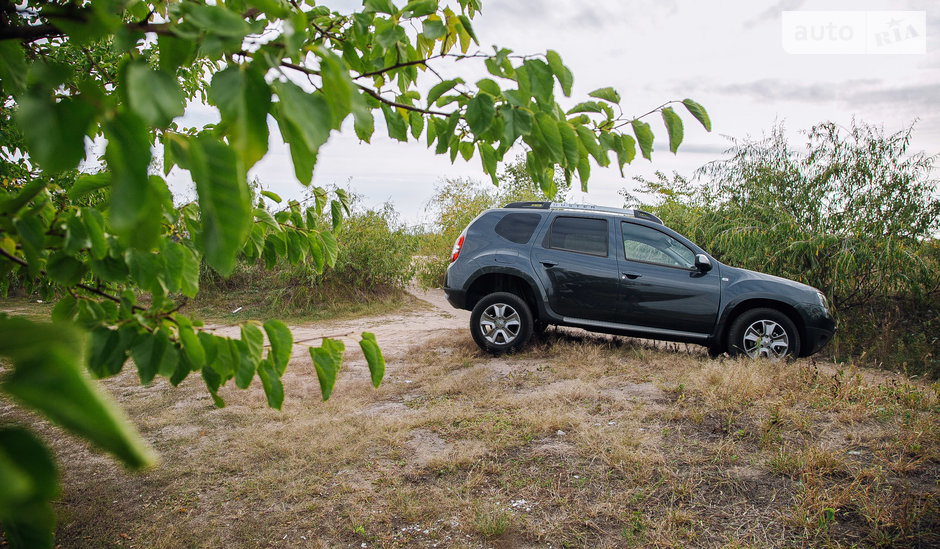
(443, 287, 467, 309)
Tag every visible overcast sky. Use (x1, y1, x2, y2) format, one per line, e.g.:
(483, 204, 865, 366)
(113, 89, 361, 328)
(172, 0, 939, 225)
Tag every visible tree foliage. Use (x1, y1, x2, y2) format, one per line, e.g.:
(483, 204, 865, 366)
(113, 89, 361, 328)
(0, 1, 709, 545)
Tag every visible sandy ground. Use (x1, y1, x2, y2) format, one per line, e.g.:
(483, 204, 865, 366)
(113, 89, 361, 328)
(202, 286, 470, 362)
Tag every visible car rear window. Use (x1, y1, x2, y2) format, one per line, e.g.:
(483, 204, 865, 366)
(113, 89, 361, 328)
(548, 216, 608, 256)
(495, 213, 542, 244)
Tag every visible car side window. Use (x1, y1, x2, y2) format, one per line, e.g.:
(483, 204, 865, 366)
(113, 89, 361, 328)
(494, 213, 542, 244)
(622, 222, 695, 269)
(548, 216, 608, 256)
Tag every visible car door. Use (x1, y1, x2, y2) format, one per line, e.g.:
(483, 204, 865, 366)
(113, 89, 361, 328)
(617, 221, 720, 334)
(531, 215, 622, 322)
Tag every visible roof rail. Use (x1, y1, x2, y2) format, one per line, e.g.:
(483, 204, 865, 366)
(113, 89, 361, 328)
(502, 201, 664, 225)
(503, 201, 550, 209)
(549, 202, 664, 225)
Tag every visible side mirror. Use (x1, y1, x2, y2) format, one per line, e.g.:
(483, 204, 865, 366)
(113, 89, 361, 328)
(694, 254, 712, 273)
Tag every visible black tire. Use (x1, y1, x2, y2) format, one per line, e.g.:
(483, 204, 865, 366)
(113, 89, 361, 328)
(727, 308, 801, 360)
(470, 292, 533, 354)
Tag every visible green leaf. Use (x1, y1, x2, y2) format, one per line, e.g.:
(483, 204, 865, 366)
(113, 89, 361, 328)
(125, 61, 184, 128)
(233, 340, 256, 389)
(82, 209, 108, 260)
(157, 34, 195, 73)
(498, 105, 532, 151)
(478, 142, 498, 184)
(320, 230, 339, 266)
(263, 319, 292, 376)
(558, 121, 580, 168)
(201, 366, 225, 408)
(16, 94, 95, 174)
(310, 338, 345, 401)
(240, 324, 264, 362)
(427, 78, 461, 106)
(566, 101, 604, 115)
(533, 113, 563, 163)
(614, 134, 636, 176)
(682, 98, 711, 132)
(465, 93, 496, 135)
(103, 111, 157, 242)
(163, 242, 199, 298)
(126, 248, 166, 295)
(257, 359, 284, 409)
(352, 94, 375, 142)
(631, 119, 654, 160)
(90, 255, 128, 283)
(382, 103, 408, 142)
(13, 216, 45, 276)
(661, 106, 684, 154)
(177, 322, 205, 368)
(363, 0, 397, 15)
(87, 326, 130, 378)
(523, 59, 554, 104)
(67, 173, 110, 202)
(46, 252, 86, 287)
(0, 40, 27, 96)
(179, 3, 251, 37)
(274, 81, 333, 184)
(189, 136, 251, 276)
(210, 66, 271, 169)
(422, 19, 446, 40)
(316, 48, 354, 125)
(0, 318, 157, 469)
(405, 0, 438, 17)
(330, 200, 344, 230)
(306, 232, 325, 272)
(575, 125, 606, 166)
(380, 103, 408, 142)
(545, 50, 572, 97)
(260, 190, 281, 203)
(589, 87, 621, 104)
(358, 332, 385, 388)
(130, 329, 169, 384)
(457, 15, 478, 45)
(0, 426, 58, 548)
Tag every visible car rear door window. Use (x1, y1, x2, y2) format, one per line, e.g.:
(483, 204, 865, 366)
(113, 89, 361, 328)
(548, 216, 608, 256)
(495, 213, 542, 244)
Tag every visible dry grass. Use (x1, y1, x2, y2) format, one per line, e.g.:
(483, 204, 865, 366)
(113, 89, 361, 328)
(2, 327, 937, 548)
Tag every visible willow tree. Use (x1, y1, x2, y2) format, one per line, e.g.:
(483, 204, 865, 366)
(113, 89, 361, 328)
(0, 1, 710, 545)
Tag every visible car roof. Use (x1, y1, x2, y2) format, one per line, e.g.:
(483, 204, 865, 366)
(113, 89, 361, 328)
(501, 201, 664, 225)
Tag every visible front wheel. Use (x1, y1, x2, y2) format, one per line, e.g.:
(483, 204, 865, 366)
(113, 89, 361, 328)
(727, 308, 801, 360)
(470, 292, 533, 354)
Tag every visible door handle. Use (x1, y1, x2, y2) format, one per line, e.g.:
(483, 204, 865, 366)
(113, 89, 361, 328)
(540, 260, 557, 268)
(622, 272, 641, 280)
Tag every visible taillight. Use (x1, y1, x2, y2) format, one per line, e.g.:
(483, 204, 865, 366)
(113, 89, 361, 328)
(450, 232, 465, 262)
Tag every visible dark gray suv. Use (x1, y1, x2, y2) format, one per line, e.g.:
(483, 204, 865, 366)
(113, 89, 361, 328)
(443, 202, 835, 358)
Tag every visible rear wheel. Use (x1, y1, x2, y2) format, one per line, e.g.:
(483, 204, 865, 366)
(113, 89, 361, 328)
(727, 308, 801, 360)
(470, 292, 533, 354)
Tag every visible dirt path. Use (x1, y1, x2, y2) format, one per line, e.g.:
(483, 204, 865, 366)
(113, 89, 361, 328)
(203, 286, 469, 361)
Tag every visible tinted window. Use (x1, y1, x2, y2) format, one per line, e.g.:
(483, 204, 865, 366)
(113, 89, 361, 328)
(495, 213, 542, 244)
(622, 222, 695, 268)
(549, 216, 608, 256)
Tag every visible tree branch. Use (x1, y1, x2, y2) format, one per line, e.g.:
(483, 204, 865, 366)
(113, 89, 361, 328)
(0, 246, 148, 312)
(280, 61, 452, 117)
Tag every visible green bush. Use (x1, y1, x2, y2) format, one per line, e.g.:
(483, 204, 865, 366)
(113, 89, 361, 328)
(198, 200, 417, 319)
